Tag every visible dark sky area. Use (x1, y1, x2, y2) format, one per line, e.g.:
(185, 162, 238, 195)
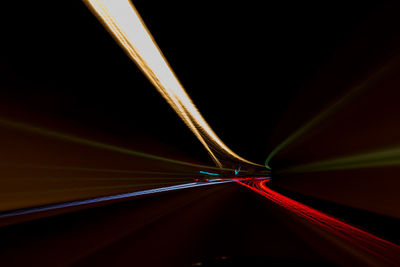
(1, 0, 399, 165)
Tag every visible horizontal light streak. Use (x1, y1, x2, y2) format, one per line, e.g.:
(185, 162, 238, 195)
(199, 171, 219, 176)
(280, 146, 400, 173)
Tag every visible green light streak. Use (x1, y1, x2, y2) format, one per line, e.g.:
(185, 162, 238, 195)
(265, 63, 392, 169)
(0, 118, 234, 171)
(0, 164, 197, 176)
(279, 146, 400, 173)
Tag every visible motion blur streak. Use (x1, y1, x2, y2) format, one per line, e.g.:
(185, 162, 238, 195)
(265, 63, 393, 168)
(237, 178, 400, 265)
(280, 146, 400, 173)
(83, 0, 262, 168)
(0, 179, 232, 219)
(0, 118, 231, 171)
(17, 165, 198, 176)
(199, 171, 219, 176)
(17, 181, 186, 194)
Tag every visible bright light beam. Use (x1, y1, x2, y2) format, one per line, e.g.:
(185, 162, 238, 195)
(83, 0, 262, 168)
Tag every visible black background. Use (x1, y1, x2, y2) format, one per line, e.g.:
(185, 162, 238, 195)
(1, 0, 399, 164)
(2, 1, 400, 261)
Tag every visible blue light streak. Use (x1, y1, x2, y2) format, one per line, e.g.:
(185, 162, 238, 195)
(199, 171, 219, 176)
(0, 180, 232, 219)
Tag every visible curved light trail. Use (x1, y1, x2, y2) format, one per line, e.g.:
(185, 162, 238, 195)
(83, 0, 262, 168)
(237, 178, 400, 265)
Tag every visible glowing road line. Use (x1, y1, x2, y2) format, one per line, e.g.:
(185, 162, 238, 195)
(199, 171, 219, 176)
(0, 180, 232, 219)
(238, 178, 400, 265)
(83, 0, 262, 168)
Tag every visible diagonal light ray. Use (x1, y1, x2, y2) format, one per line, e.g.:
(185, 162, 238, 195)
(265, 63, 394, 169)
(0, 179, 232, 219)
(0, 118, 232, 171)
(83, 0, 262, 168)
(0, 163, 207, 176)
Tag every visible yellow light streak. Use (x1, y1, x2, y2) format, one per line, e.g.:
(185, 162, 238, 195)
(83, 0, 262, 168)
(0, 117, 233, 171)
(279, 146, 400, 173)
(265, 62, 395, 169)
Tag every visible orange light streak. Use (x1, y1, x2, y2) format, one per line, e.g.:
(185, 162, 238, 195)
(83, 0, 262, 168)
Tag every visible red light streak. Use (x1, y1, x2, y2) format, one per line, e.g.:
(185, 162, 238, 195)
(237, 178, 400, 265)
